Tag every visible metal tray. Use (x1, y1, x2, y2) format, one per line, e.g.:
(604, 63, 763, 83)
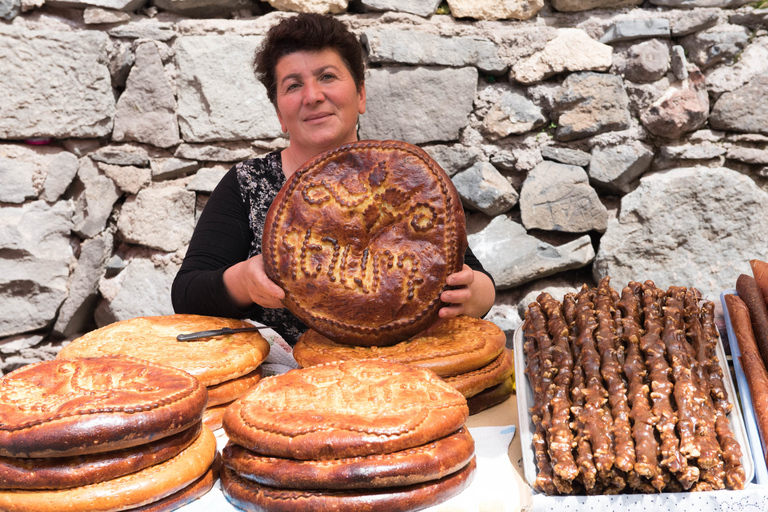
(514, 316, 755, 493)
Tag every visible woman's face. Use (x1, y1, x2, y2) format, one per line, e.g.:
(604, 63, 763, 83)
(274, 49, 366, 157)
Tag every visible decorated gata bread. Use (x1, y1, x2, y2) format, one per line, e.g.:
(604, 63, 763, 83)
(262, 140, 467, 347)
(293, 316, 506, 377)
(206, 367, 263, 407)
(223, 359, 469, 460)
(57, 315, 270, 386)
(467, 376, 515, 416)
(444, 348, 515, 399)
(0, 356, 207, 458)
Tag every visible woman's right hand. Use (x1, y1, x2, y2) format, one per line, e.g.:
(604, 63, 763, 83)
(223, 254, 285, 309)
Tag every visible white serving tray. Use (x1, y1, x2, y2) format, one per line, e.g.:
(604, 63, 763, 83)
(514, 317, 755, 493)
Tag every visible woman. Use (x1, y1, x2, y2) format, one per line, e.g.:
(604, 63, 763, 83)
(172, 13, 496, 345)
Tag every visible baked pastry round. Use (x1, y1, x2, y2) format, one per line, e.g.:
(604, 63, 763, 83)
(0, 356, 207, 458)
(223, 427, 474, 490)
(0, 422, 202, 490)
(444, 348, 514, 399)
(263, 140, 467, 347)
(207, 367, 263, 407)
(467, 376, 515, 416)
(0, 426, 217, 512)
(293, 316, 506, 377)
(57, 315, 270, 386)
(202, 402, 230, 432)
(221, 457, 476, 512)
(224, 360, 469, 460)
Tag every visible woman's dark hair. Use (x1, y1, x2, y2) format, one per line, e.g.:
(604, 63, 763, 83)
(255, 13, 365, 106)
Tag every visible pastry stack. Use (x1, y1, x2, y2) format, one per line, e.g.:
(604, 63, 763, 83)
(57, 314, 270, 430)
(293, 316, 515, 414)
(0, 356, 218, 511)
(220, 359, 476, 511)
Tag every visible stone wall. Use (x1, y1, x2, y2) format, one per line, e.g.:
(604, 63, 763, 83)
(1, 0, 767, 373)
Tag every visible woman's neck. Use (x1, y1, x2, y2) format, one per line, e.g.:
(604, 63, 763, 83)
(280, 139, 359, 179)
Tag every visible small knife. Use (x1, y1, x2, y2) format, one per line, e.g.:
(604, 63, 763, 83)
(176, 326, 275, 342)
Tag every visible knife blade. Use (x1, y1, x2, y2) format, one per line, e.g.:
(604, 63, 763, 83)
(176, 326, 275, 342)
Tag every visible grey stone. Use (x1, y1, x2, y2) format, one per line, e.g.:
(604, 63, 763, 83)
(648, 0, 752, 7)
(62, 139, 102, 158)
(43, 152, 79, 202)
(490, 152, 517, 172)
(484, 304, 522, 337)
(594, 166, 768, 299)
(600, 19, 670, 44)
(108, 21, 176, 41)
(153, 0, 256, 17)
(445, 0, 543, 20)
(669, 8, 720, 36)
(176, 35, 282, 142)
(589, 143, 654, 194)
(452, 162, 519, 216)
(421, 144, 480, 177)
(554, 72, 631, 142)
(90, 145, 150, 167)
(618, 39, 670, 83)
(151, 158, 201, 181)
(360, 0, 441, 17)
(174, 143, 253, 162)
(671, 45, 689, 81)
(72, 158, 121, 239)
(99, 163, 152, 194)
(186, 167, 227, 193)
(730, 9, 768, 29)
(726, 147, 768, 165)
(495, 26, 558, 65)
(113, 42, 180, 149)
(482, 89, 547, 141)
(541, 146, 591, 167)
(363, 28, 507, 75)
(83, 7, 131, 23)
(95, 258, 177, 327)
(0, 334, 44, 355)
(520, 160, 608, 233)
(117, 186, 195, 252)
(679, 24, 750, 70)
(706, 37, 768, 96)
(0, 200, 74, 337)
(0, 28, 114, 139)
(45, 0, 147, 9)
(0, 158, 35, 204)
(710, 74, 768, 136)
(0, 0, 20, 20)
(640, 70, 709, 139)
(551, 0, 641, 10)
(52, 231, 114, 338)
(659, 143, 726, 160)
(265, 0, 347, 13)
(467, 215, 595, 290)
(109, 42, 134, 90)
(511, 29, 613, 84)
(359, 67, 477, 145)
(105, 254, 127, 277)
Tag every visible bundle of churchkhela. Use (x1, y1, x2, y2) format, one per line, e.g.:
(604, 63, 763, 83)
(0, 356, 217, 511)
(220, 359, 476, 511)
(57, 314, 270, 431)
(523, 277, 745, 495)
(292, 316, 514, 414)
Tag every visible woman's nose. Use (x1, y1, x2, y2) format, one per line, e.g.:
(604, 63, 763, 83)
(303, 80, 324, 105)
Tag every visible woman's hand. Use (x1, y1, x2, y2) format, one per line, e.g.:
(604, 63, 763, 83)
(427, 265, 496, 333)
(223, 254, 285, 309)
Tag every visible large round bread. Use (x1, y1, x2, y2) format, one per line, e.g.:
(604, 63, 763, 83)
(222, 427, 474, 490)
(444, 348, 514, 398)
(0, 356, 207, 458)
(262, 140, 467, 347)
(57, 315, 270, 386)
(0, 426, 217, 512)
(293, 316, 506, 377)
(221, 457, 476, 512)
(0, 422, 202, 490)
(466, 376, 515, 416)
(207, 367, 263, 407)
(223, 360, 468, 460)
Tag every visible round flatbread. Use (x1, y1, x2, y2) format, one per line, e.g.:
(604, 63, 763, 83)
(467, 376, 515, 416)
(294, 316, 506, 377)
(222, 427, 474, 490)
(203, 402, 230, 432)
(262, 140, 467, 347)
(224, 360, 468, 460)
(0, 427, 217, 512)
(207, 367, 263, 407)
(444, 348, 514, 399)
(0, 422, 202, 490)
(58, 315, 270, 386)
(0, 356, 207, 458)
(221, 457, 476, 512)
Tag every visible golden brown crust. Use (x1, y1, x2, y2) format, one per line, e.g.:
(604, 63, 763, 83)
(467, 376, 514, 416)
(0, 427, 217, 512)
(222, 427, 474, 490)
(0, 356, 207, 458)
(223, 360, 468, 460)
(443, 348, 514, 398)
(207, 367, 263, 407)
(262, 140, 467, 347)
(293, 317, 505, 377)
(221, 457, 476, 512)
(57, 315, 270, 386)
(203, 402, 230, 432)
(0, 423, 202, 490)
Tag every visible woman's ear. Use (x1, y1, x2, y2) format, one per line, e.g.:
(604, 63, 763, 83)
(357, 83, 366, 115)
(275, 107, 288, 133)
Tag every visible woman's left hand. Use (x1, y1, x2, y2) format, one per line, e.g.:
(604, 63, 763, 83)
(438, 264, 475, 319)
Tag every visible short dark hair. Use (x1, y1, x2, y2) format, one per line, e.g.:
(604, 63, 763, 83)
(255, 13, 365, 106)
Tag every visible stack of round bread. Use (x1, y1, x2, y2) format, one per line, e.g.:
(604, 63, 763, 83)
(57, 314, 270, 430)
(293, 316, 514, 415)
(0, 356, 218, 512)
(220, 359, 476, 511)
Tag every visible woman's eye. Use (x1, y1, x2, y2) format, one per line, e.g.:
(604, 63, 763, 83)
(321, 73, 336, 81)
(286, 83, 300, 91)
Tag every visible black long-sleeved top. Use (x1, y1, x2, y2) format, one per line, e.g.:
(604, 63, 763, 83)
(172, 151, 492, 345)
